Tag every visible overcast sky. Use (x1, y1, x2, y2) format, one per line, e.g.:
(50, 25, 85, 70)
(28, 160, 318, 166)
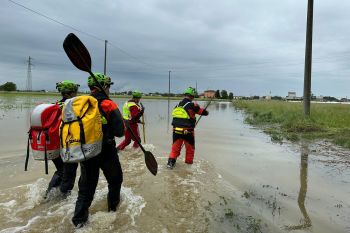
(1, 0, 350, 97)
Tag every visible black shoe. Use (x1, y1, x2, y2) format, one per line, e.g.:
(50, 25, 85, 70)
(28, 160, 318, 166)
(72, 219, 87, 228)
(75, 222, 86, 229)
(43, 190, 49, 199)
(167, 158, 176, 169)
(59, 190, 71, 199)
(108, 195, 120, 212)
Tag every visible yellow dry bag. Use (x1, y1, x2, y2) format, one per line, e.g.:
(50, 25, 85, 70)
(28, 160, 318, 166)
(60, 96, 103, 163)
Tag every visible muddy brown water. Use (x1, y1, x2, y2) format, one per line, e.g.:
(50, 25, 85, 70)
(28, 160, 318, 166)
(0, 94, 349, 233)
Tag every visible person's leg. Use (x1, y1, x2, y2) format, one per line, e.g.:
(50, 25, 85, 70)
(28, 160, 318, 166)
(72, 157, 99, 227)
(117, 127, 132, 150)
(100, 146, 123, 211)
(184, 132, 195, 164)
(167, 132, 183, 168)
(46, 157, 64, 195)
(60, 163, 78, 194)
(131, 124, 141, 148)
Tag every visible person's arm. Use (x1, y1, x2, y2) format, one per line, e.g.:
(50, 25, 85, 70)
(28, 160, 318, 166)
(102, 100, 125, 137)
(129, 105, 143, 123)
(193, 102, 209, 116)
(110, 109, 125, 137)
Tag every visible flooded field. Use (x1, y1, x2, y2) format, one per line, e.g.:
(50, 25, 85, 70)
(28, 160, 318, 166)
(0, 94, 349, 233)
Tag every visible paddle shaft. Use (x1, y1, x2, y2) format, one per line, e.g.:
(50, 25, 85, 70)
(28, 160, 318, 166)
(64, 33, 157, 175)
(179, 98, 212, 150)
(195, 98, 212, 127)
(142, 114, 146, 143)
(69, 42, 148, 152)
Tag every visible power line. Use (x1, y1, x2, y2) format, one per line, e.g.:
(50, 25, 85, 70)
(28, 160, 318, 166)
(8, 0, 163, 70)
(108, 42, 165, 70)
(8, 0, 104, 42)
(8, 0, 350, 76)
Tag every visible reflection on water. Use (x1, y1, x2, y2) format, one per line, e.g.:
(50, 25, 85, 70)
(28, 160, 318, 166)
(285, 144, 312, 230)
(211, 101, 231, 112)
(219, 102, 228, 110)
(25, 96, 33, 129)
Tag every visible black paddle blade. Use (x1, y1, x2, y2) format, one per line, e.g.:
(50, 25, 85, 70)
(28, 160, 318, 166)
(63, 33, 92, 72)
(144, 151, 158, 176)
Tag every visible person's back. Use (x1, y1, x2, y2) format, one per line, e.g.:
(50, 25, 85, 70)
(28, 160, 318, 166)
(117, 91, 144, 150)
(72, 73, 124, 228)
(167, 87, 209, 169)
(91, 91, 124, 143)
(171, 98, 201, 128)
(45, 80, 80, 198)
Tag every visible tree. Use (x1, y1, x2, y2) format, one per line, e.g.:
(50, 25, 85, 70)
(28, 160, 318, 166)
(228, 92, 233, 100)
(221, 90, 228, 99)
(0, 82, 16, 91)
(323, 96, 339, 102)
(272, 96, 283, 100)
(194, 88, 199, 98)
(127, 90, 132, 95)
(215, 90, 220, 99)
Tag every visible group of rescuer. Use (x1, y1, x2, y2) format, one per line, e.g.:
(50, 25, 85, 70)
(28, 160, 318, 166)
(35, 73, 209, 228)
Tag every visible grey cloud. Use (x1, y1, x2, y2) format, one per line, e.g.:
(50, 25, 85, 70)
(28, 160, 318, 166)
(1, 0, 350, 97)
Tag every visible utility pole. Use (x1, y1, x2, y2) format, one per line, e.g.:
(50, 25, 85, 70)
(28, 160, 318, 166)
(196, 81, 198, 96)
(167, 70, 171, 129)
(168, 71, 171, 97)
(104, 40, 108, 75)
(26, 56, 33, 92)
(303, 0, 314, 116)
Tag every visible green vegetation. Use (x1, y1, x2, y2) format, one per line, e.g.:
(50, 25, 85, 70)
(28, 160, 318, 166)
(0, 82, 17, 91)
(214, 89, 234, 100)
(0, 91, 226, 102)
(233, 100, 350, 148)
(0, 91, 60, 96)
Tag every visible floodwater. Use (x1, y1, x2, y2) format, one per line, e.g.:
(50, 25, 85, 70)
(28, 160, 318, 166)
(0, 94, 349, 233)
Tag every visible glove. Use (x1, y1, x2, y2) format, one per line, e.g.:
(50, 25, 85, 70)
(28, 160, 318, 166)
(140, 103, 145, 113)
(202, 110, 209, 116)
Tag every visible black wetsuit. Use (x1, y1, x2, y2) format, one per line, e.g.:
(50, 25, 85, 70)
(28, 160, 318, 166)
(72, 93, 124, 226)
(46, 98, 78, 195)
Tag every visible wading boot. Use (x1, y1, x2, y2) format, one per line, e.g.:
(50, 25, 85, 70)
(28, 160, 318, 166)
(167, 158, 176, 169)
(107, 194, 120, 212)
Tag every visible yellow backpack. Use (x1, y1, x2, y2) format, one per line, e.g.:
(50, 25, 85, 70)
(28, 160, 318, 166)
(60, 96, 103, 163)
(172, 102, 191, 119)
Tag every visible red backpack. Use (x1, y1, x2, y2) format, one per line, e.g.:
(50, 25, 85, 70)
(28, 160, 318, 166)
(25, 104, 62, 174)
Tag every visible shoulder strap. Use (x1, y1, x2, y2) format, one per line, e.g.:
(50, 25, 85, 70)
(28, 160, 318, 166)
(97, 99, 108, 120)
(182, 102, 191, 108)
(176, 101, 191, 109)
(24, 129, 31, 172)
(43, 130, 48, 174)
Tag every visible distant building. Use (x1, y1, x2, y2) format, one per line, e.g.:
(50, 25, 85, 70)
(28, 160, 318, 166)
(204, 90, 215, 98)
(287, 92, 296, 98)
(286, 91, 302, 101)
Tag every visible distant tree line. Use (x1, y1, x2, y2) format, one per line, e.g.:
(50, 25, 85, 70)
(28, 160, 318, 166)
(113, 91, 180, 97)
(215, 90, 234, 100)
(323, 96, 339, 102)
(114, 87, 201, 98)
(0, 82, 17, 91)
